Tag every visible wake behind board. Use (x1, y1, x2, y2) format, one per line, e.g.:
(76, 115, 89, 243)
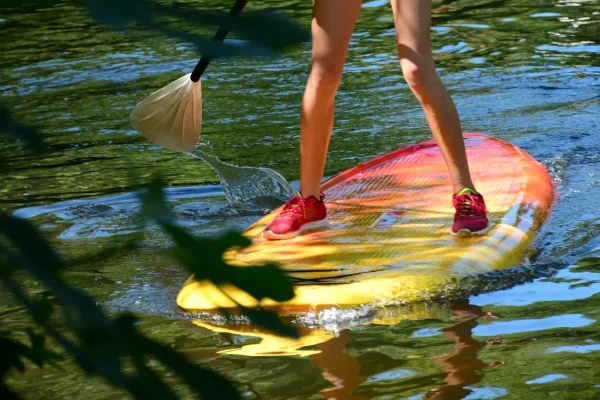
(177, 133, 553, 312)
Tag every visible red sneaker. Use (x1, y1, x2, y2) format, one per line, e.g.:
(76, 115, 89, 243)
(452, 190, 490, 236)
(263, 194, 328, 240)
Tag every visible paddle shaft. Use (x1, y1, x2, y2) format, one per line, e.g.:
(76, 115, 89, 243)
(190, 0, 249, 82)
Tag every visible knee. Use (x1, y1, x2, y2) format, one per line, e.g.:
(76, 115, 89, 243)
(400, 59, 435, 94)
(306, 61, 343, 95)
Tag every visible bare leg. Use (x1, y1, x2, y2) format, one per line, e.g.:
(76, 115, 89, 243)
(300, 0, 363, 199)
(390, 0, 475, 194)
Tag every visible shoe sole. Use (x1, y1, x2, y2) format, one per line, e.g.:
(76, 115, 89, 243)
(451, 223, 493, 238)
(263, 218, 329, 241)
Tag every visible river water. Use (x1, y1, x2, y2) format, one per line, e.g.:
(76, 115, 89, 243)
(1, 0, 599, 399)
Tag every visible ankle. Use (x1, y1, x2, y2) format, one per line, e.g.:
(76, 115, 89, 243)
(299, 191, 324, 202)
(456, 187, 479, 196)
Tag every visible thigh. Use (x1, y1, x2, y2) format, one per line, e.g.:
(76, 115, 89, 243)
(311, 0, 362, 75)
(389, 0, 433, 62)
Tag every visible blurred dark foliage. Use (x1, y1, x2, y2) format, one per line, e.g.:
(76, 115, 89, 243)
(0, 0, 307, 398)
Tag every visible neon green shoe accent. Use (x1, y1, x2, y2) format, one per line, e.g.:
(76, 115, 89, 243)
(458, 188, 478, 196)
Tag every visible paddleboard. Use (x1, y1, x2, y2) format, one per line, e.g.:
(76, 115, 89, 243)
(177, 133, 553, 311)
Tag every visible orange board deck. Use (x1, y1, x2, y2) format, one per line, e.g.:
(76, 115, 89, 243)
(177, 133, 554, 312)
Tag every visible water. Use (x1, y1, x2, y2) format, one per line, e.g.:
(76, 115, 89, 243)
(1, 0, 599, 398)
(187, 148, 295, 209)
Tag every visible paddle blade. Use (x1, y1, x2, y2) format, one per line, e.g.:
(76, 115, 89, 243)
(130, 73, 202, 152)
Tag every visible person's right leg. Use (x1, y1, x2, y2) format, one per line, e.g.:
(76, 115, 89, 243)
(264, 0, 362, 240)
(300, 0, 363, 199)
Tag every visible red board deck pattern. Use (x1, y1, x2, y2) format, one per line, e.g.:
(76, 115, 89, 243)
(177, 133, 554, 311)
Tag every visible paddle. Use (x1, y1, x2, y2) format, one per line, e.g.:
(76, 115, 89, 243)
(129, 0, 249, 152)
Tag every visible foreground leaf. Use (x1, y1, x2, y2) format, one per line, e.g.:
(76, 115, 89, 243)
(117, 316, 243, 400)
(239, 306, 299, 339)
(141, 181, 295, 302)
(0, 214, 62, 274)
(0, 105, 44, 151)
(82, 0, 308, 58)
(160, 7, 310, 52)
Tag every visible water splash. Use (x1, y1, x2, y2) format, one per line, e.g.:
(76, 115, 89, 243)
(296, 306, 376, 333)
(186, 149, 295, 209)
(544, 155, 568, 190)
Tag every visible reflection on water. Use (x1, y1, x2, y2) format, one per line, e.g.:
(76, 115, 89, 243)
(310, 331, 367, 400)
(1, 0, 599, 399)
(424, 300, 488, 400)
(306, 300, 494, 400)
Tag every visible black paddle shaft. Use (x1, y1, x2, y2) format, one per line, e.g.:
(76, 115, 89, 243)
(190, 0, 249, 82)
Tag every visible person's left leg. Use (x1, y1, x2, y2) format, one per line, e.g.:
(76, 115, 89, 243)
(390, 0, 473, 193)
(390, 0, 489, 235)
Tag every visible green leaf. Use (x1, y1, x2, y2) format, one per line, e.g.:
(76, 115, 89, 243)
(26, 328, 64, 366)
(239, 306, 299, 339)
(0, 0, 58, 6)
(161, 223, 295, 302)
(160, 8, 310, 53)
(139, 177, 174, 225)
(140, 181, 295, 302)
(0, 328, 62, 379)
(83, 0, 154, 30)
(0, 105, 45, 151)
(81, 0, 308, 58)
(1, 381, 23, 399)
(25, 329, 46, 367)
(65, 239, 140, 269)
(135, 336, 243, 400)
(129, 361, 179, 400)
(140, 179, 296, 318)
(0, 336, 28, 376)
(221, 263, 295, 302)
(150, 24, 272, 58)
(32, 293, 54, 324)
(115, 315, 243, 400)
(0, 244, 107, 330)
(0, 213, 62, 274)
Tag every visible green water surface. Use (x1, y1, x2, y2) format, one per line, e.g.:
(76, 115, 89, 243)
(1, 0, 599, 399)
